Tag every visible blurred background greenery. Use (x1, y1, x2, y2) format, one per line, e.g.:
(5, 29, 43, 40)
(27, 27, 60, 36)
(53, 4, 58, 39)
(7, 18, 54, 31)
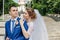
(0, 0, 3, 16)
(0, 0, 60, 16)
(31, 0, 60, 16)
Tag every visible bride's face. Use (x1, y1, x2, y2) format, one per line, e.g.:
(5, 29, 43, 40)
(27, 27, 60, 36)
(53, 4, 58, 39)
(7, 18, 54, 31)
(23, 11, 30, 19)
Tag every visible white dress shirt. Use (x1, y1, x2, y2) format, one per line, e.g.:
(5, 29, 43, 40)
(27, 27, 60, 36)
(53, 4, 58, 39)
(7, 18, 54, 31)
(10, 17, 17, 33)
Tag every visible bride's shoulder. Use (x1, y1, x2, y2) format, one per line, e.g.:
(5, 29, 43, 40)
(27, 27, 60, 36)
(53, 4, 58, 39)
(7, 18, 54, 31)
(27, 21, 33, 24)
(27, 21, 34, 27)
(29, 21, 34, 26)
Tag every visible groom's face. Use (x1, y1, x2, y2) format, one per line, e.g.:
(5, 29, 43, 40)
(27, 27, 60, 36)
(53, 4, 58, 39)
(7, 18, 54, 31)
(9, 7, 18, 18)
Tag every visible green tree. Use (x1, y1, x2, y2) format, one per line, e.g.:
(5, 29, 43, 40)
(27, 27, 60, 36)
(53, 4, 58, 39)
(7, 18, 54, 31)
(0, 0, 3, 16)
(32, 0, 60, 16)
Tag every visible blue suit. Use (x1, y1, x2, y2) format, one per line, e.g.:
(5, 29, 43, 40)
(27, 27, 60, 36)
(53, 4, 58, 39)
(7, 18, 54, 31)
(5, 17, 29, 40)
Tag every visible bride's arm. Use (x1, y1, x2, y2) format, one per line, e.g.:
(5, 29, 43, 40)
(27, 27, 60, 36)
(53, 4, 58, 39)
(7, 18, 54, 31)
(20, 19, 33, 39)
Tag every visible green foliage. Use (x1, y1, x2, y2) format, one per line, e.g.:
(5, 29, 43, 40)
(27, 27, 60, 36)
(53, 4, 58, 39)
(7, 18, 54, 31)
(0, 0, 3, 16)
(32, 0, 60, 16)
(32, 3, 47, 16)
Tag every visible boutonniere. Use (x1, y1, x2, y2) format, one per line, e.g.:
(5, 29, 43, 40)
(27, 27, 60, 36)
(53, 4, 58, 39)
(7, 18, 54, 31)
(15, 20, 19, 25)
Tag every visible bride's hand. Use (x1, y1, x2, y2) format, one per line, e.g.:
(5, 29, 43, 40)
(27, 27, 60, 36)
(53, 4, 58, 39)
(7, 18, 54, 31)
(20, 19, 24, 26)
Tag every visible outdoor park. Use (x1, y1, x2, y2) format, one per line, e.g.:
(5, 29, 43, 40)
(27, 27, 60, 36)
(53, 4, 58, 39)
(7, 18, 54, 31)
(0, 0, 60, 40)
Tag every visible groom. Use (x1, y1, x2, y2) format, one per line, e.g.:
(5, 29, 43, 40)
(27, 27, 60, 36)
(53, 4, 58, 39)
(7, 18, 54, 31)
(5, 5, 29, 40)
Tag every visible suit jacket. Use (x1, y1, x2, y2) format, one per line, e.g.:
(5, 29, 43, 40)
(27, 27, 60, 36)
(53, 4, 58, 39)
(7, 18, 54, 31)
(5, 17, 29, 40)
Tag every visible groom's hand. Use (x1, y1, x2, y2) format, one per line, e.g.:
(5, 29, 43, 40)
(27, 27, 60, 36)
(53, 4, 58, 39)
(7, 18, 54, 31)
(6, 37, 9, 40)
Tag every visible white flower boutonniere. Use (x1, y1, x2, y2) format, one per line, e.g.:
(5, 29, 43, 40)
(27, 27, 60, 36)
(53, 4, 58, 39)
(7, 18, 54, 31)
(15, 20, 19, 25)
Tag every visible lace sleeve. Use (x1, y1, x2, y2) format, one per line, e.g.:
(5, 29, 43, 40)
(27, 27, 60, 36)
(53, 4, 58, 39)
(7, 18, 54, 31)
(27, 22, 34, 35)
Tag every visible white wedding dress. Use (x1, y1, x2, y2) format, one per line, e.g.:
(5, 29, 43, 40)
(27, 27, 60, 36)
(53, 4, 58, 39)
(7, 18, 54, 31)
(29, 9, 48, 40)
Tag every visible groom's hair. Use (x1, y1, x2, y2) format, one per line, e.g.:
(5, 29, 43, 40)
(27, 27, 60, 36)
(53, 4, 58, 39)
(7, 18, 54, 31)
(9, 5, 17, 11)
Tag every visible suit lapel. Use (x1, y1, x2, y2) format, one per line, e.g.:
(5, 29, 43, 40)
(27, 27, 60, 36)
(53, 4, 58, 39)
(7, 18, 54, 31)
(23, 20, 28, 31)
(8, 19, 12, 34)
(12, 17, 21, 34)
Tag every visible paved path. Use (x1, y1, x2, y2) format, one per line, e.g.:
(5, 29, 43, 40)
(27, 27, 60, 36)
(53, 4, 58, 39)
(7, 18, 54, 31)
(44, 16, 60, 40)
(0, 16, 60, 40)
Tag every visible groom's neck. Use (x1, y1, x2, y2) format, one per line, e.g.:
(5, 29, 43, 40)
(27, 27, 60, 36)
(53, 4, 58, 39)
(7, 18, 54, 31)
(11, 16, 17, 19)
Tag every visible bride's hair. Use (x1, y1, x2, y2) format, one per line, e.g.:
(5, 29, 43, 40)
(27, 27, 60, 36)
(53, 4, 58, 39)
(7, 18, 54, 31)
(26, 7, 36, 20)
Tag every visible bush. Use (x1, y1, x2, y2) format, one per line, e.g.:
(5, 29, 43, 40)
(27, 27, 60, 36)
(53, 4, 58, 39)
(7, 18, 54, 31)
(32, 0, 60, 16)
(0, 0, 3, 16)
(32, 3, 47, 16)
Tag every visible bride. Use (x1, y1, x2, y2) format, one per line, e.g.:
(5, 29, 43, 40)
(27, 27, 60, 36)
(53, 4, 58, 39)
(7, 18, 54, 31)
(20, 8, 48, 40)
